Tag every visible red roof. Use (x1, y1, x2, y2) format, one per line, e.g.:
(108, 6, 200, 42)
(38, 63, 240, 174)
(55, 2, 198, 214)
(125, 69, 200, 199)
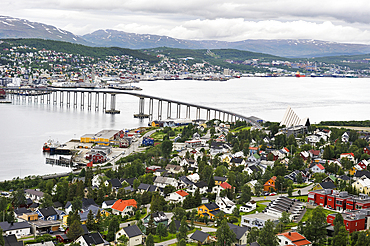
(284, 147, 290, 153)
(220, 182, 232, 189)
(176, 190, 189, 197)
(341, 153, 354, 157)
(249, 147, 258, 150)
(309, 149, 320, 156)
(278, 232, 312, 246)
(111, 199, 137, 212)
(316, 164, 325, 170)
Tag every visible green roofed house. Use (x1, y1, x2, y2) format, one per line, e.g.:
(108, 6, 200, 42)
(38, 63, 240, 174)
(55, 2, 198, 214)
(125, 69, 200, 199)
(322, 175, 336, 183)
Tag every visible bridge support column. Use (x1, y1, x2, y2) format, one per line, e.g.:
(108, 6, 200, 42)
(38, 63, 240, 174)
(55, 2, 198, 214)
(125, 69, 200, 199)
(105, 93, 120, 114)
(227, 114, 229, 122)
(196, 107, 200, 120)
(53, 91, 57, 105)
(81, 92, 84, 108)
(223, 112, 225, 122)
(67, 92, 70, 107)
(167, 102, 171, 119)
(87, 92, 92, 110)
(73, 92, 77, 107)
(138, 97, 145, 115)
(148, 98, 153, 121)
(103, 93, 107, 111)
(28, 91, 32, 102)
(158, 100, 162, 120)
(60, 91, 63, 106)
(206, 109, 210, 121)
(177, 104, 181, 118)
(95, 93, 99, 110)
(47, 92, 50, 104)
(186, 106, 190, 119)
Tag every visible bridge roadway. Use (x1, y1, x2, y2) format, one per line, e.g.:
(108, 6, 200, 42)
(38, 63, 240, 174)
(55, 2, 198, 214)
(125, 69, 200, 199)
(3, 87, 262, 128)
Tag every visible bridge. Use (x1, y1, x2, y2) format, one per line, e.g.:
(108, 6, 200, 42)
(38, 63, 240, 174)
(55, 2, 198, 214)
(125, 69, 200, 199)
(3, 87, 262, 128)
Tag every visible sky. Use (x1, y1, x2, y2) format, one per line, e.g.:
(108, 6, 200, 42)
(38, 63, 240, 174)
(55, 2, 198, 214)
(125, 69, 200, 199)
(2, 0, 370, 43)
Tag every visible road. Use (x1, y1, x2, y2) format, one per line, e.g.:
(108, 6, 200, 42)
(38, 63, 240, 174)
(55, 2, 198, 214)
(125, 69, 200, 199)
(251, 183, 314, 202)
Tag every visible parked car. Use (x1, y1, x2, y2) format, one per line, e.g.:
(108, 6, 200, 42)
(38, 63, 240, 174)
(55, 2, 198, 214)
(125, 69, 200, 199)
(269, 192, 277, 196)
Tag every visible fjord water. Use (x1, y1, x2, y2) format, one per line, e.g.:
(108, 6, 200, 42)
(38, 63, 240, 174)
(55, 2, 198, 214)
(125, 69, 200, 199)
(0, 77, 369, 181)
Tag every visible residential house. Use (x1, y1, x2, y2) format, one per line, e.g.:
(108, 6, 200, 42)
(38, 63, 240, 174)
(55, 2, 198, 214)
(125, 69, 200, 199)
(284, 170, 306, 183)
(180, 158, 198, 168)
(75, 232, 107, 246)
(322, 175, 336, 183)
(3, 234, 23, 246)
(352, 177, 370, 195)
(229, 157, 245, 167)
(249, 147, 258, 155)
(165, 164, 184, 174)
(24, 189, 44, 202)
(300, 151, 309, 161)
(65, 198, 98, 215)
(165, 190, 189, 203)
(215, 196, 236, 214)
(197, 202, 220, 220)
(340, 153, 355, 162)
(310, 164, 325, 173)
(102, 200, 116, 209)
(91, 174, 105, 187)
(239, 201, 257, 213)
(214, 176, 227, 186)
(188, 181, 208, 194)
(277, 232, 312, 246)
(228, 223, 249, 245)
(246, 180, 258, 194)
(36, 207, 58, 221)
(105, 178, 122, 191)
(153, 176, 178, 189)
(241, 213, 279, 229)
(0, 222, 31, 238)
(247, 153, 260, 163)
(143, 212, 169, 228)
(212, 182, 233, 197)
(312, 182, 336, 191)
(264, 176, 277, 192)
(189, 230, 211, 244)
(137, 183, 159, 193)
(111, 199, 137, 217)
(115, 225, 143, 246)
(244, 164, 260, 176)
(364, 146, 370, 155)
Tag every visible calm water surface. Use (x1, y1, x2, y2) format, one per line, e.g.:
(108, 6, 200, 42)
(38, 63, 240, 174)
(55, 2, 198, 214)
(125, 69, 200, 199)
(0, 77, 369, 181)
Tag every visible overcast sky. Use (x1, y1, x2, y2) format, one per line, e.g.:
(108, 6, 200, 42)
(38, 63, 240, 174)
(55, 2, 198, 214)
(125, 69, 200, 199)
(2, 0, 370, 43)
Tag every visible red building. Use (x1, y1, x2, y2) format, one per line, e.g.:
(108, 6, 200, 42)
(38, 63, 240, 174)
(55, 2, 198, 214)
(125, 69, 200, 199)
(85, 152, 106, 163)
(327, 210, 367, 233)
(308, 189, 332, 207)
(364, 146, 370, 155)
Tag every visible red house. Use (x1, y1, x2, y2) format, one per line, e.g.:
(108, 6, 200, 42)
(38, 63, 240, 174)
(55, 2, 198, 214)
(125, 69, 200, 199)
(308, 189, 332, 207)
(364, 146, 370, 155)
(327, 211, 367, 233)
(326, 194, 336, 210)
(86, 152, 106, 163)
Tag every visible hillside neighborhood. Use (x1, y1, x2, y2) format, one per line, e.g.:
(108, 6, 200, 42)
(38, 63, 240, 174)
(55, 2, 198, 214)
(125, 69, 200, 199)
(0, 106, 370, 246)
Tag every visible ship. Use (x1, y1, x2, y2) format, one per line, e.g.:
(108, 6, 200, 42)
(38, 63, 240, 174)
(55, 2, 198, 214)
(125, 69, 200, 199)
(0, 89, 6, 99)
(295, 71, 306, 77)
(42, 139, 61, 154)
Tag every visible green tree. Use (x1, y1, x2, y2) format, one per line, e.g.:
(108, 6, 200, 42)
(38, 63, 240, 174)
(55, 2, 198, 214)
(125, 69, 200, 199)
(11, 189, 26, 207)
(173, 207, 186, 221)
(240, 184, 252, 203)
(178, 238, 186, 246)
(247, 227, 260, 244)
(302, 206, 327, 245)
(0, 228, 4, 246)
(86, 209, 95, 231)
(40, 193, 54, 208)
(333, 213, 344, 237)
(332, 225, 348, 246)
(257, 220, 278, 246)
(107, 216, 119, 241)
(146, 233, 154, 246)
(176, 216, 188, 242)
(156, 223, 168, 241)
(147, 215, 156, 235)
(161, 140, 173, 159)
(67, 220, 84, 240)
(216, 219, 236, 246)
(169, 220, 177, 234)
(117, 235, 129, 246)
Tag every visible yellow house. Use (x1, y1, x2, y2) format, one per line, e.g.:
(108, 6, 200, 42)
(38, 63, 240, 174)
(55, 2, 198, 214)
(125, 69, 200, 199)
(81, 130, 120, 146)
(352, 178, 370, 195)
(80, 134, 95, 143)
(349, 166, 360, 176)
(312, 182, 336, 191)
(197, 203, 220, 220)
(214, 176, 228, 186)
(222, 155, 231, 164)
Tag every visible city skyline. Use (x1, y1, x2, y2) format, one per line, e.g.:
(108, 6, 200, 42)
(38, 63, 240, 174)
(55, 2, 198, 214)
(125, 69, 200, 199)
(1, 0, 370, 44)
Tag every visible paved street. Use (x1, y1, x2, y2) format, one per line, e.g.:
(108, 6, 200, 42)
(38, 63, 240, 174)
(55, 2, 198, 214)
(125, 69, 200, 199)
(252, 183, 314, 201)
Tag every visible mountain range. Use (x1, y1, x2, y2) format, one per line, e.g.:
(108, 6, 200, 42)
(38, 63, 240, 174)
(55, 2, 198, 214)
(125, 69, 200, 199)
(2, 15, 370, 58)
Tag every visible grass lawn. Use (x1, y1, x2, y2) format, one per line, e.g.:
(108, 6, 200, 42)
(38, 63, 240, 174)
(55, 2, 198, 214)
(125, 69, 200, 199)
(301, 207, 336, 222)
(230, 126, 251, 133)
(293, 183, 310, 189)
(289, 195, 308, 202)
(232, 200, 271, 225)
(153, 229, 197, 243)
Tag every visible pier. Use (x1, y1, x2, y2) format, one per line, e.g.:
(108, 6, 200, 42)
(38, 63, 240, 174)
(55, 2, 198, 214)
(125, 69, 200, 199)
(2, 88, 262, 128)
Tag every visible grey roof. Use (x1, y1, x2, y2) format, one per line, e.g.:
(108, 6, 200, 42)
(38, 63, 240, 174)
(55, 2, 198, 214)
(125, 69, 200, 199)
(24, 189, 44, 197)
(203, 202, 219, 210)
(4, 234, 22, 246)
(122, 225, 143, 238)
(354, 170, 370, 179)
(338, 175, 351, 181)
(214, 176, 227, 182)
(38, 207, 57, 218)
(122, 177, 137, 186)
(179, 176, 194, 185)
(148, 185, 158, 192)
(320, 182, 336, 189)
(0, 221, 31, 231)
(103, 200, 116, 206)
(227, 223, 248, 240)
(138, 183, 150, 190)
(248, 165, 260, 172)
(250, 243, 260, 246)
(190, 230, 209, 243)
(194, 181, 208, 188)
(82, 198, 98, 210)
(80, 232, 105, 246)
(53, 201, 63, 208)
(108, 178, 122, 189)
(14, 207, 31, 216)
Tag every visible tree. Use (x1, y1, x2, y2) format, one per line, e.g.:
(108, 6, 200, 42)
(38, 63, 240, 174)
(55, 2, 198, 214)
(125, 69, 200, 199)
(257, 220, 278, 246)
(164, 185, 176, 195)
(146, 233, 154, 246)
(156, 223, 168, 241)
(216, 219, 236, 246)
(302, 206, 327, 245)
(40, 193, 53, 208)
(332, 225, 348, 246)
(333, 213, 344, 237)
(147, 215, 156, 235)
(107, 216, 119, 241)
(169, 220, 177, 234)
(296, 173, 303, 184)
(161, 140, 173, 159)
(0, 228, 4, 246)
(117, 235, 129, 246)
(11, 189, 26, 207)
(71, 197, 82, 213)
(254, 181, 263, 196)
(135, 210, 141, 222)
(177, 216, 188, 242)
(194, 188, 202, 207)
(247, 227, 260, 244)
(67, 220, 84, 240)
(240, 184, 252, 203)
(173, 207, 186, 221)
(178, 238, 186, 246)
(86, 209, 95, 231)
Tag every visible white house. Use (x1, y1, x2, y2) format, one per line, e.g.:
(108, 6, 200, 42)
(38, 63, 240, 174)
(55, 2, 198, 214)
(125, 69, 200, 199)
(239, 201, 257, 213)
(0, 221, 31, 239)
(216, 196, 236, 214)
(310, 163, 325, 173)
(115, 225, 143, 246)
(153, 176, 178, 189)
(92, 174, 105, 187)
(212, 182, 233, 197)
(111, 199, 137, 217)
(277, 232, 312, 246)
(75, 232, 106, 246)
(24, 189, 44, 202)
(165, 190, 189, 203)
